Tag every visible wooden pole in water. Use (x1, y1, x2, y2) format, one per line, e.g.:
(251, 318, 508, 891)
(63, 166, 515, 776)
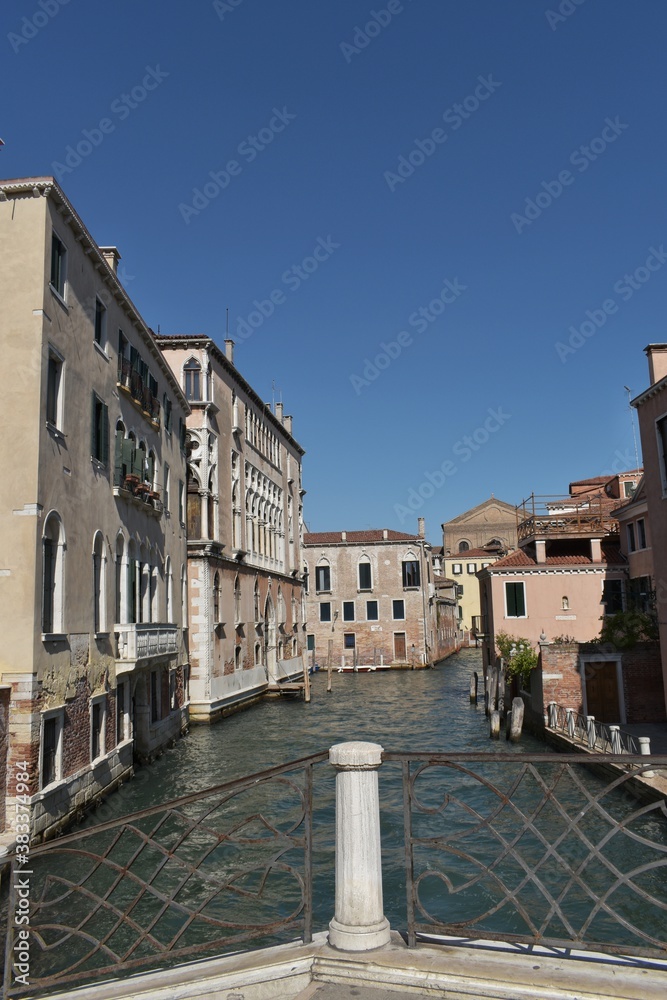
(327, 639, 333, 693)
(470, 672, 478, 704)
(489, 711, 501, 739)
(302, 651, 311, 703)
(509, 697, 524, 742)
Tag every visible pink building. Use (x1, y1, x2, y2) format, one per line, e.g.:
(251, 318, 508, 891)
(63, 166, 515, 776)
(478, 475, 640, 678)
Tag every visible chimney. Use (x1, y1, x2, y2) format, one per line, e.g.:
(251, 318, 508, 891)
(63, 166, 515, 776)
(341, 531, 347, 541)
(99, 246, 121, 275)
(382, 529, 388, 540)
(224, 339, 235, 364)
(275, 402, 284, 423)
(644, 344, 667, 385)
(418, 517, 425, 538)
(284, 415, 293, 434)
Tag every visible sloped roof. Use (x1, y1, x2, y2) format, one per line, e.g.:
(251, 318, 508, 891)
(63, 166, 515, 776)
(445, 547, 500, 560)
(442, 496, 517, 526)
(304, 530, 423, 546)
(486, 544, 625, 569)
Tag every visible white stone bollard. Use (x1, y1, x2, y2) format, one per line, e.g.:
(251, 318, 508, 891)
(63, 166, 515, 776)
(566, 708, 575, 739)
(328, 742, 391, 952)
(586, 715, 596, 750)
(548, 702, 557, 728)
(609, 725, 622, 755)
(639, 736, 654, 778)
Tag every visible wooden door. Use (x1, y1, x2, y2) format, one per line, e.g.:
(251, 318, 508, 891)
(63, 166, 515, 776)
(585, 661, 620, 722)
(394, 632, 407, 661)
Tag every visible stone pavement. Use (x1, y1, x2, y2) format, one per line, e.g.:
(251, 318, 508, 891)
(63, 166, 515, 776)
(295, 986, 446, 999)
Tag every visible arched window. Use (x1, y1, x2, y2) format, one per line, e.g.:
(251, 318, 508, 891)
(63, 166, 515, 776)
(401, 551, 421, 588)
(183, 357, 202, 401)
(235, 645, 242, 669)
(42, 513, 65, 634)
(358, 555, 372, 591)
(127, 540, 139, 624)
(234, 574, 241, 624)
(115, 533, 125, 624)
(315, 559, 331, 593)
(213, 572, 221, 624)
(254, 641, 262, 665)
(93, 531, 106, 633)
(165, 557, 173, 622)
(458, 540, 470, 553)
(277, 586, 286, 625)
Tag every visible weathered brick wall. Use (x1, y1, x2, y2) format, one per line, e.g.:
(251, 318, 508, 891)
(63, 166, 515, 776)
(540, 644, 583, 713)
(62, 677, 92, 777)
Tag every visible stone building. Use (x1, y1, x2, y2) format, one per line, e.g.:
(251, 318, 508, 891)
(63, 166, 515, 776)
(303, 521, 451, 668)
(442, 496, 518, 556)
(0, 177, 190, 841)
(156, 335, 306, 722)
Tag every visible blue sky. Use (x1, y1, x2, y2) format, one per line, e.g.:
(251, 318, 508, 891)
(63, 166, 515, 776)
(2, 0, 666, 538)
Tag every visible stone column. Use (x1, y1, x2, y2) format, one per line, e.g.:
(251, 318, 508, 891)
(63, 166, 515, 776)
(328, 741, 391, 951)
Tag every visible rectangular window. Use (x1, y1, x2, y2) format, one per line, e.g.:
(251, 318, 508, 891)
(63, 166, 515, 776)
(452, 563, 462, 575)
(456, 584, 464, 599)
(163, 394, 172, 432)
(42, 536, 56, 633)
(307, 633, 315, 651)
(319, 602, 331, 623)
(91, 698, 105, 761)
(505, 581, 526, 618)
(623, 480, 637, 498)
(91, 392, 109, 464)
(315, 565, 331, 592)
(94, 297, 107, 347)
(41, 713, 62, 788)
(358, 562, 372, 590)
(344, 633, 356, 649)
(50, 232, 67, 299)
(116, 682, 126, 743)
(627, 523, 636, 553)
(637, 518, 647, 549)
(46, 348, 63, 428)
(657, 415, 667, 493)
(467, 563, 477, 574)
(402, 560, 420, 588)
(392, 599, 405, 620)
(366, 600, 379, 621)
(602, 579, 624, 614)
(343, 600, 355, 621)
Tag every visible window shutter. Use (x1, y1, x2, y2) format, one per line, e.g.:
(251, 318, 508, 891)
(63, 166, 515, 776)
(91, 392, 97, 457)
(101, 402, 109, 465)
(43, 538, 55, 632)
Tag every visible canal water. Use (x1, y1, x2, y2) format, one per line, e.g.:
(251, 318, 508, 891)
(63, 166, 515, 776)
(80, 649, 548, 933)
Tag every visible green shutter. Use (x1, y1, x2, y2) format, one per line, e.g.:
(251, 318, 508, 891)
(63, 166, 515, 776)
(91, 392, 97, 457)
(101, 403, 109, 465)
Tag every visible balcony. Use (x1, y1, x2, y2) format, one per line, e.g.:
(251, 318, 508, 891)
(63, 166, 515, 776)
(115, 623, 179, 664)
(117, 358, 161, 426)
(113, 470, 163, 517)
(516, 493, 619, 543)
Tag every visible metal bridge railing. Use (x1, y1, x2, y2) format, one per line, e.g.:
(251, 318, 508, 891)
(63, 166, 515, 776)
(2, 752, 328, 998)
(546, 702, 650, 759)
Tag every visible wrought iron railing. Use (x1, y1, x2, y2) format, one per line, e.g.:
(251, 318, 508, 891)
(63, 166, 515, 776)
(2, 753, 327, 998)
(385, 751, 667, 958)
(4, 749, 667, 997)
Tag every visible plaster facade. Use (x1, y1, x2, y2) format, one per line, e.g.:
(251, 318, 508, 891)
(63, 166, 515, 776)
(0, 177, 190, 840)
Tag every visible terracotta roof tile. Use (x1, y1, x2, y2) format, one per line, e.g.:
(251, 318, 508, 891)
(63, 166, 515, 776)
(488, 545, 626, 569)
(445, 547, 501, 560)
(304, 529, 423, 545)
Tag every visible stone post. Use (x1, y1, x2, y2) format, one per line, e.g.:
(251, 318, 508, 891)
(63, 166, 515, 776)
(547, 702, 557, 728)
(470, 672, 478, 704)
(639, 737, 654, 778)
(566, 708, 575, 740)
(586, 715, 596, 750)
(609, 725, 622, 755)
(489, 711, 501, 739)
(509, 697, 524, 742)
(328, 742, 391, 952)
